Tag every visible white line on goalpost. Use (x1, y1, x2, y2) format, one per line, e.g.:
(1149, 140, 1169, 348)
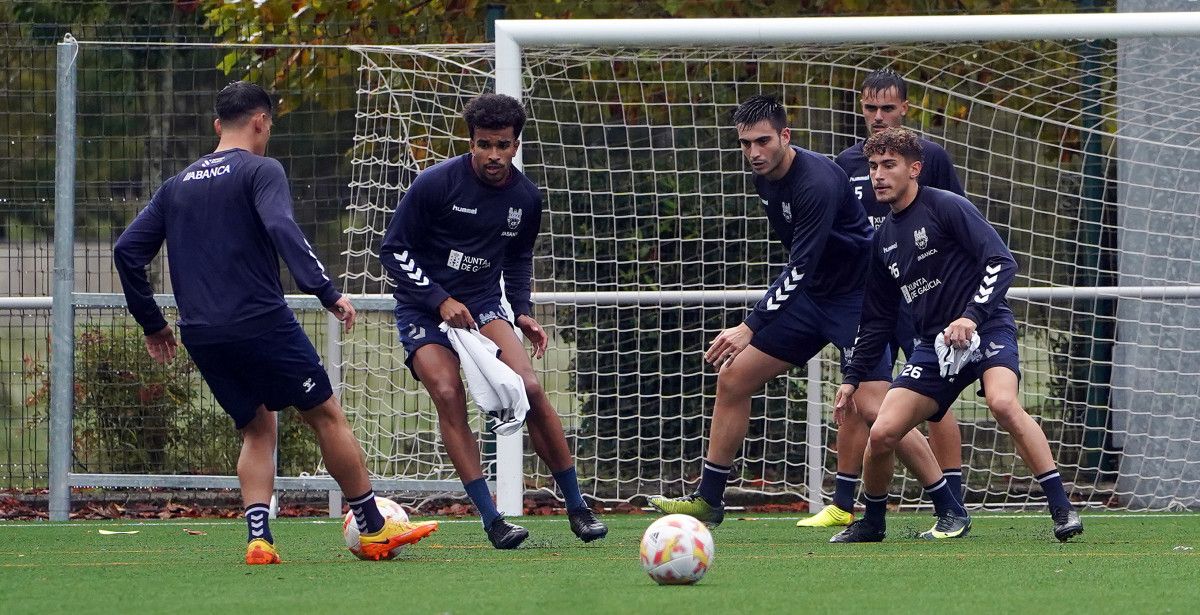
(491, 11, 1200, 517)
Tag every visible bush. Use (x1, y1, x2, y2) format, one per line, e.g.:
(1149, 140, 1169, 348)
(26, 326, 324, 476)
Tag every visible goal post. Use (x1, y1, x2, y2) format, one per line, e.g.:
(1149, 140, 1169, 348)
(347, 11, 1200, 512)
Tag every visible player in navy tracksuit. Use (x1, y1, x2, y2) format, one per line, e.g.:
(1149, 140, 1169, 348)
(648, 96, 965, 531)
(801, 69, 969, 528)
(832, 127, 1083, 543)
(379, 94, 606, 549)
(114, 82, 437, 564)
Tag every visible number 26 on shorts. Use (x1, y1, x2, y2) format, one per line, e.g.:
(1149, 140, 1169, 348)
(899, 364, 923, 379)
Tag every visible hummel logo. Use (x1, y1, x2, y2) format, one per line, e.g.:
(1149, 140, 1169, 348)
(408, 324, 427, 340)
(392, 251, 431, 287)
(764, 268, 804, 311)
(451, 204, 477, 215)
(973, 263, 1003, 304)
(302, 378, 315, 393)
(984, 341, 1005, 358)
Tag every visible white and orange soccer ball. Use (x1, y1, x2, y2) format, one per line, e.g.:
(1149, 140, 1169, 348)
(342, 496, 410, 560)
(639, 514, 715, 585)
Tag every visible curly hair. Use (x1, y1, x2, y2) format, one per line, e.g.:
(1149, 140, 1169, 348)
(731, 94, 787, 132)
(463, 93, 527, 138)
(863, 127, 923, 162)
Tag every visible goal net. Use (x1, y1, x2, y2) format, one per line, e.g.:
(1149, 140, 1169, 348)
(345, 17, 1200, 511)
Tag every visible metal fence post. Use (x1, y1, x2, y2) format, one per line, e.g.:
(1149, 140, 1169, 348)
(49, 34, 79, 522)
(326, 312, 343, 517)
(805, 356, 825, 511)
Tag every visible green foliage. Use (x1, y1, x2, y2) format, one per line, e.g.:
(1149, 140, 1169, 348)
(24, 326, 323, 477)
(201, 0, 1089, 116)
(71, 326, 209, 473)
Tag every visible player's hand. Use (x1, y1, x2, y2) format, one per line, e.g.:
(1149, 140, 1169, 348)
(328, 296, 357, 333)
(943, 317, 978, 349)
(144, 326, 178, 364)
(832, 383, 858, 426)
(705, 323, 753, 370)
(438, 297, 477, 329)
(515, 314, 548, 359)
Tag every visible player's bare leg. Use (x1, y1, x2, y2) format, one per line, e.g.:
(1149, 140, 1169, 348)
(707, 347, 792, 465)
(832, 387, 967, 542)
(649, 346, 791, 527)
(482, 319, 607, 542)
(238, 405, 281, 564)
(981, 367, 1081, 541)
(414, 344, 522, 548)
(299, 396, 371, 497)
(802, 381, 956, 528)
(301, 395, 438, 558)
(238, 405, 277, 509)
(928, 409, 965, 502)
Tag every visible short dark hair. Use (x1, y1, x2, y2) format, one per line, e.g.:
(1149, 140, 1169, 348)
(863, 126, 924, 162)
(861, 68, 907, 100)
(214, 81, 273, 126)
(463, 93, 527, 138)
(731, 94, 787, 132)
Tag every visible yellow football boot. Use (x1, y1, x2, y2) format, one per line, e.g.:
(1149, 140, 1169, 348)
(796, 504, 854, 527)
(245, 538, 281, 565)
(359, 518, 439, 560)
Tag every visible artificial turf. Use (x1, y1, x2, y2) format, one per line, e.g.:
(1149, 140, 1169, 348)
(1, 512, 1196, 614)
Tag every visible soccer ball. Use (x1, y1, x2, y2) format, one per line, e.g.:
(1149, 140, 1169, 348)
(342, 496, 410, 560)
(639, 514, 715, 585)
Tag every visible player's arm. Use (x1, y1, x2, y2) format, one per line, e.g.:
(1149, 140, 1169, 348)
(742, 181, 837, 333)
(841, 250, 901, 390)
(709, 181, 839, 370)
(378, 172, 460, 323)
(943, 197, 1018, 344)
(113, 183, 176, 362)
(502, 198, 547, 358)
(252, 160, 355, 330)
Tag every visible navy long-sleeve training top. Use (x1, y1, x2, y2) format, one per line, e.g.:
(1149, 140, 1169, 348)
(745, 145, 875, 332)
(836, 137, 964, 229)
(843, 187, 1017, 386)
(379, 153, 542, 318)
(113, 148, 340, 344)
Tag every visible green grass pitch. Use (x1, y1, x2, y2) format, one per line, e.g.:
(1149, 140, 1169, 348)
(2, 512, 1197, 614)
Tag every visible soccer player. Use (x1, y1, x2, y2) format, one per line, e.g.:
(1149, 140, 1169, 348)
(799, 68, 968, 528)
(379, 93, 607, 549)
(648, 96, 968, 538)
(832, 127, 1083, 543)
(113, 82, 438, 564)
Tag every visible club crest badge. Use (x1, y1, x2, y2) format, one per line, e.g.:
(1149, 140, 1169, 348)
(781, 201, 792, 224)
(914, 227, 928, 250)
(507, 207, 522, 230)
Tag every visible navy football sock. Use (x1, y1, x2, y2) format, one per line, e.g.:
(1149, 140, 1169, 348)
(1036, 470, 1073, 510)
(245, 503, 273, 544)
(942, 468, 964, 505)
(552, 467, 588, 514)
(862, 492, 888, 525)
(832, 472, 860, 512)
(346, 490, 385, 534)
(925, 478, 966, 517)
(464, 477, 501, 528)
(697, 461, 731, 507)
